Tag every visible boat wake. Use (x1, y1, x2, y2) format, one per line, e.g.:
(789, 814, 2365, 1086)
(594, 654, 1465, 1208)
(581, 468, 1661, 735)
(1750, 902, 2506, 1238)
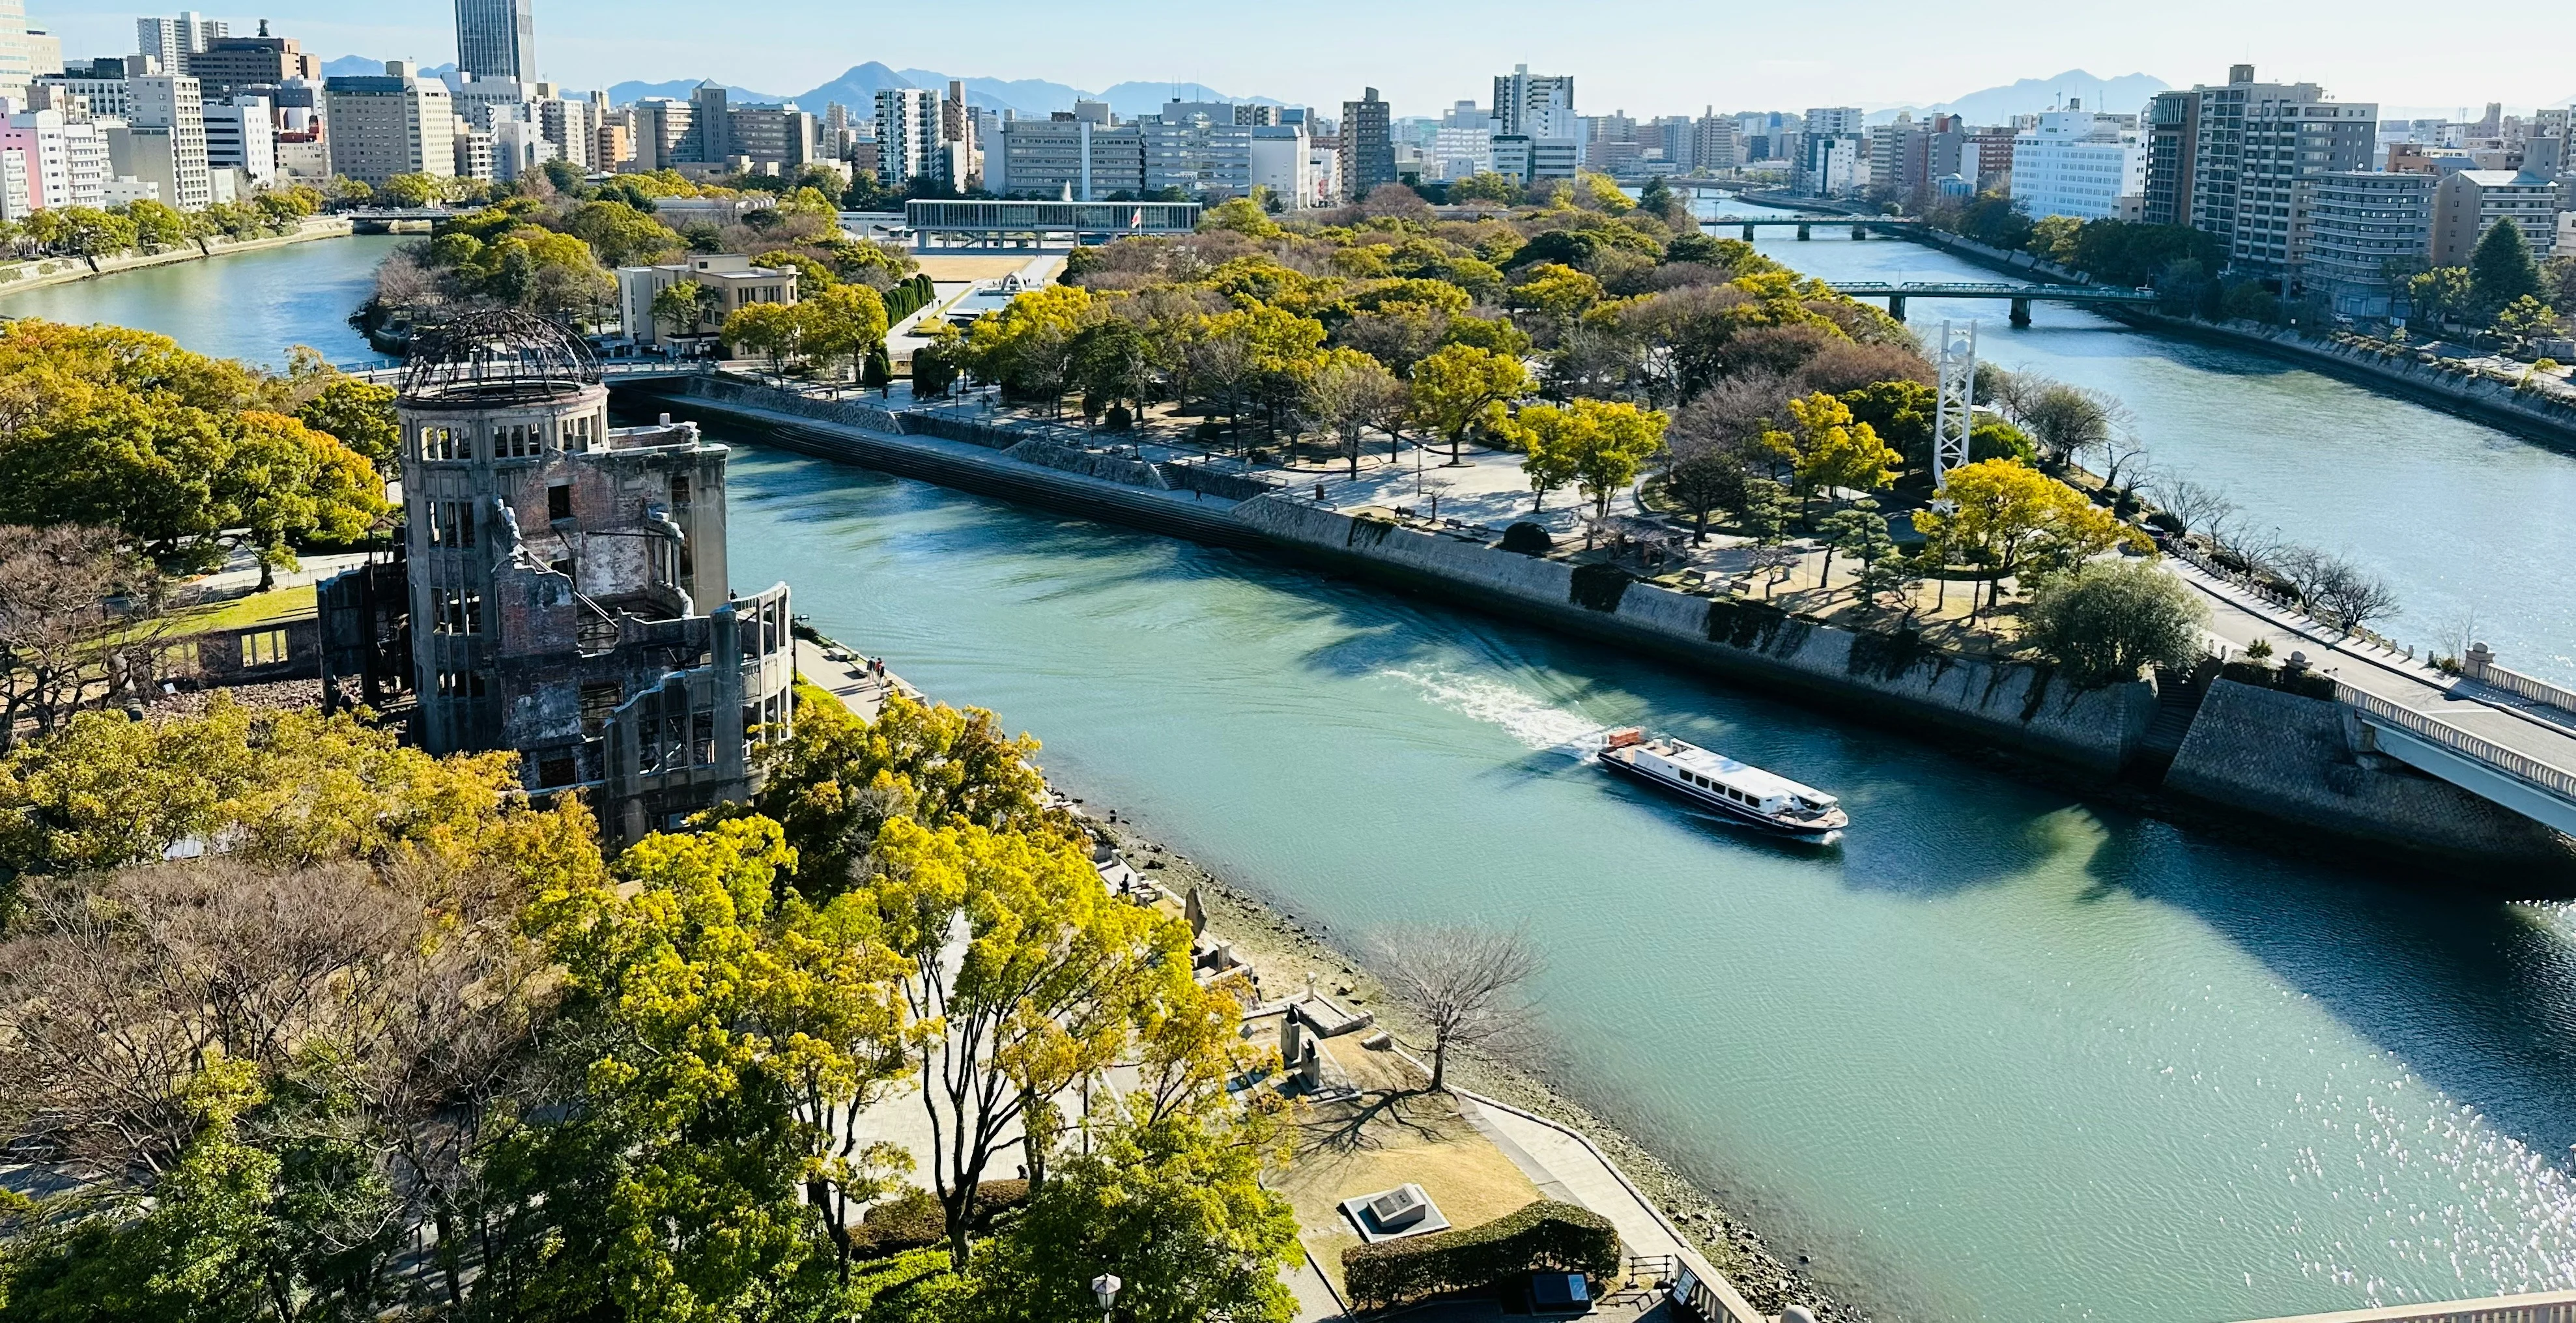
(1379, 667, 1608, 758)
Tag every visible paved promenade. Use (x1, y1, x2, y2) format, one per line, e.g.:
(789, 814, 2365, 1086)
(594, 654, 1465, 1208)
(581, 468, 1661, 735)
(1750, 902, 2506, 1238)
(2168, 556, 2576, 788)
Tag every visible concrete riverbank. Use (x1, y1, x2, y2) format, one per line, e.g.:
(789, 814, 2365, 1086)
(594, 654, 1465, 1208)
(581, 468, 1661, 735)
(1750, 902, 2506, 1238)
(628, 374, 2573, 878)
(0, 216, 355, 298)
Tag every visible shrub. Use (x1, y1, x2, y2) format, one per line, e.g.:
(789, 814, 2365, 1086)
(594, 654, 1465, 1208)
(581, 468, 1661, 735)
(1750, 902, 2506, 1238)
(1343, 1201, 1620, 1310)
(1500, 521, 1554, 555)
(2021, 560, 2207, 688)
(852, 1181, 1032, 1259)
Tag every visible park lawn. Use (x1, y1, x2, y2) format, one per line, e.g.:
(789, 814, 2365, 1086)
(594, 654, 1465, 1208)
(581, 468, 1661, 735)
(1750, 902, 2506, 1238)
(165, 584, 317, 637)
(1270, 1038, 1545, 1300)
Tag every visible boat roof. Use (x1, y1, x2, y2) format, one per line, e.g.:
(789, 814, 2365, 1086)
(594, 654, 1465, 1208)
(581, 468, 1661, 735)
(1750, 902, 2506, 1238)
(1651, 739, 1836, 804)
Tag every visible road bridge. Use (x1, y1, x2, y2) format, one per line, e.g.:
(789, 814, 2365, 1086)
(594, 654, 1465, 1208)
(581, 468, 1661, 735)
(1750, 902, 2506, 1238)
(2170, 554, 2576, 842)
(1825, 279, 2160, 324)
(1698, 214, 1928, 242)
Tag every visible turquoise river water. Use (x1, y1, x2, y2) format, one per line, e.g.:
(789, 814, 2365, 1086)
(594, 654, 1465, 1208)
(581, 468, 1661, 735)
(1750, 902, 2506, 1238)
(18, 236, 2576, 1322)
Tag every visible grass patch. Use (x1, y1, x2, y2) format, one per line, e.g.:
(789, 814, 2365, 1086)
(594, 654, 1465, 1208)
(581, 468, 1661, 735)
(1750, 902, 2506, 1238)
(1271, 1078, 1543, 1301)
(165, 585, 316, 637)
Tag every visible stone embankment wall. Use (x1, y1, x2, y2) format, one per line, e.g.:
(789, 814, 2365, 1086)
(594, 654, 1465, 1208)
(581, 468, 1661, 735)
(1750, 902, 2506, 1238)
(0, 217, 354, 296)
(2164, 680, 2576, 870)
(1232, 495, 2155, 771)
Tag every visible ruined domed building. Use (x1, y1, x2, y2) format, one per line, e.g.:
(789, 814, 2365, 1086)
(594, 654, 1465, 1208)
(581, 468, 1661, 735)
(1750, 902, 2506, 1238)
(321, 311, 794, 845)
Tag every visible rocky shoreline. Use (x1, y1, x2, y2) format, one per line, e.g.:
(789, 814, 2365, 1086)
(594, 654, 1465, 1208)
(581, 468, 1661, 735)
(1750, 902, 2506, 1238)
(1087, 811, 1867, 1323)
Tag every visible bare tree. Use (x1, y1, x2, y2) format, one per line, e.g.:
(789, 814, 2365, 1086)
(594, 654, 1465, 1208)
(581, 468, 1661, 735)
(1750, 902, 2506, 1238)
(2150, 479, 2236, 539)
(2310, 560, 2402, 634)
(0, 524, 168, 749)
(1372, 924, 1543, 1092)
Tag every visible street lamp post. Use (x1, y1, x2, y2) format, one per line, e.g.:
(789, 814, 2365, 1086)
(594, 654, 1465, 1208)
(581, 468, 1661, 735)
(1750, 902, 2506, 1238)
(1091, 1273, 1122, 1323)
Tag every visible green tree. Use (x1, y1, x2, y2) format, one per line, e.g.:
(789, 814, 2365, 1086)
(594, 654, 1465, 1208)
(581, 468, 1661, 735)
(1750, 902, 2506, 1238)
(1637, 175, 1677, 218)
(863, 342, 894, 396)
(292, 376, 400, 466)
(2409, 266, 2473, 325)
(563, 199, 681, 267)
(1446, 172, 1521, 204)
(1664, 448, 1747, 543)
(2021, 559, 2209, 686)
(1517, 398, 1667, 527)
(1816, 497, 1897, 597)
(862, 816, 1201, 1266)
(2469, 218, 2543, 322)
(380, 173, 442, 208)
(497, 816, 912, 1318)
(963, 283, 1096, 410)
(723, 300, 805, 375)
(222, 410, 384, 589)
(969, 1104, 1299, 1323)
(797, 282, 891, 384)
(122, 199, 188, 253)
(1069, 316, 1154, 422)
(651, 279, 722, 340)
(1409, 344, 1531, 464)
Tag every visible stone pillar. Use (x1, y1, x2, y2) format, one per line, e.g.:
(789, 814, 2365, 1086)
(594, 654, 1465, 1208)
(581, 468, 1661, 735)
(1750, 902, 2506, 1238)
(1740, 223, 1754, 241)
(1851, 223, 1867, 240)
(1888, 295, 1907, 322)
(2466, 642, 2494, 681)
(1281, 1008, 1303, 1065)
(2010, 297, 2032, 327)
(1796, 223, 1810, 240)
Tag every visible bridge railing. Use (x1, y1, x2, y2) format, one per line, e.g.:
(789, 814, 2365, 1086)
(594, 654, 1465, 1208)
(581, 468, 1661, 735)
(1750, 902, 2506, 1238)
(2338, 683, 2576, 803)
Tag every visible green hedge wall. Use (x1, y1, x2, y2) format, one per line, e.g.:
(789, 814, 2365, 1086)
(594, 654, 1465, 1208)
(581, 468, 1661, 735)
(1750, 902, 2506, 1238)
(1342, 1199, 1620, 1310)
(883, 273, 939, 324)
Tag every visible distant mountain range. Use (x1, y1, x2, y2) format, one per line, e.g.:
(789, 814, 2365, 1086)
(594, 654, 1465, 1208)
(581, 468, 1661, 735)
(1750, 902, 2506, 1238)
(1867, 70, 2171, 125)
(321, 55, 455, 79)
(595, 61, 1283, 118)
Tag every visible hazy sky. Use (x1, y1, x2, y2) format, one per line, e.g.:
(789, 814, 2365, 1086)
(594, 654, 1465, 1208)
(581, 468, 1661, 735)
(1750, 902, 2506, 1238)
(33, 0, 2574, 116)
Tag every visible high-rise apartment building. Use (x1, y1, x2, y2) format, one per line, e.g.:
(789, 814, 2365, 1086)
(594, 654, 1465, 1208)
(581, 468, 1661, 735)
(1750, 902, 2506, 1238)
(2141, 91, 2198, 227)
(1804, 106, 1864, 137)
(121, 73, 210, 209)
(874, 87, 944, 187)
(455, 0, 536, 83)
(0, 0, 32, 106)
(322, 61, 456, 185)
(1338, 87, 1394, 201)
(1690, 109, 1738, 172)
(628, 98, 691, 173)
(1492, 65, 1573, 141)
(136, 11, 223, 76)
(2431, 169, 2560, 264)
(2302, 171, 2432, 316)
(2182, 65, 2376, 279)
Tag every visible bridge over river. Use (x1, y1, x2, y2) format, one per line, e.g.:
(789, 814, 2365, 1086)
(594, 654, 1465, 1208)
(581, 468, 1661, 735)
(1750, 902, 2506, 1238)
(1825, 279, 2161, 324)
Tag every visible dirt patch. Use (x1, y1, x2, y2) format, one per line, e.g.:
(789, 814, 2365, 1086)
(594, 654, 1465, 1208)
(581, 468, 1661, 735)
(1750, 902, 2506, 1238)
(1095, 817, 1865, 1322)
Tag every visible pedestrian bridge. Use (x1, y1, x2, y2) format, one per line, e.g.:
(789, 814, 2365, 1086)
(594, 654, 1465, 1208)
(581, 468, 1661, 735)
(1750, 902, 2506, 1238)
(1825, 280, 2160, 324)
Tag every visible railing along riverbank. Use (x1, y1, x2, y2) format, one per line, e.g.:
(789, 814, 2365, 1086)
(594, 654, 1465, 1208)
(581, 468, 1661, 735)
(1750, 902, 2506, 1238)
(0, 216, 355, 298)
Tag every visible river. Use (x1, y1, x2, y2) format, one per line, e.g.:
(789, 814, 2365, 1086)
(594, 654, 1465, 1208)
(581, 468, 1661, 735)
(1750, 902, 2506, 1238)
(1711, 195, 2576, 685)
(0, 233, 402, 367)
(23, 235, 2576, 1322)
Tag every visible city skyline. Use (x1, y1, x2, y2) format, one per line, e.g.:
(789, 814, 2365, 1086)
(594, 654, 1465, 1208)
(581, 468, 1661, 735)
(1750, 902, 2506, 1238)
(25, 0, 2576, 117)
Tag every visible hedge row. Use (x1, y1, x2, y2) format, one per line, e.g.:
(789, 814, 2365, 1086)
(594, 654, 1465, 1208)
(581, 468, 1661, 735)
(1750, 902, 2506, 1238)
(853, 1180, 1031, 1259)
(1342, 1199, 1620, 1309)
(883, 272, 939, 324)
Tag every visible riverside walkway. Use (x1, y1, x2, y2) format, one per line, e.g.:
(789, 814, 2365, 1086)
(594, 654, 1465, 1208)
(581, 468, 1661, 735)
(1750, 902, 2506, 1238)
(2169, 555, 2576, 837)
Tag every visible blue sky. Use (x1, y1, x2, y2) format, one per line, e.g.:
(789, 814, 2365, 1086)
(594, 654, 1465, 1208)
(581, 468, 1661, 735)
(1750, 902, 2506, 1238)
(31, 0, 2572, 116)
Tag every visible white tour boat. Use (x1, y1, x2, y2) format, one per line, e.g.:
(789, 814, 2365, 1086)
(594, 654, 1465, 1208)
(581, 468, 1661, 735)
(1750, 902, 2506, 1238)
(1598, 728, 1848, 841)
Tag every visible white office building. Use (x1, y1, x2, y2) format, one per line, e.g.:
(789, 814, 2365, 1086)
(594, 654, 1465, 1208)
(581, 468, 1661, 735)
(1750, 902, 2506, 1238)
(1250, 122, 1313, 207)
(873, 87, 943, 186)
(2010, 109, 2145, 220)
(135, 10, 223, 76)
(201, 93, 273, 188)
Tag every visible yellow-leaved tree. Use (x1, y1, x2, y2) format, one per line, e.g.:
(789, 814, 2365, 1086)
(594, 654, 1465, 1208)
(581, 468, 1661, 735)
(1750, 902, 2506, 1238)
(1910, 458, 2143, 614)
(1769, 391, 1900, 522)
